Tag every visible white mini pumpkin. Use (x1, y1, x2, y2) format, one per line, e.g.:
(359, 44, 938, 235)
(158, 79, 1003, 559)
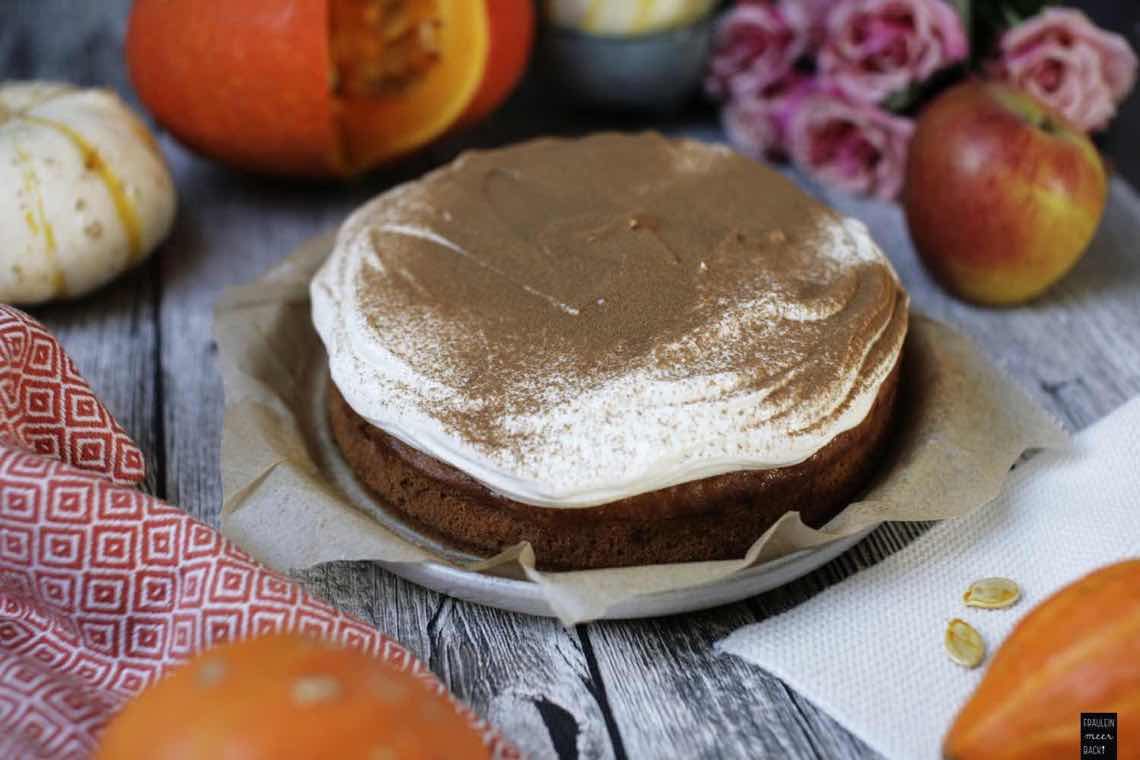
(0, 82, 176, 304)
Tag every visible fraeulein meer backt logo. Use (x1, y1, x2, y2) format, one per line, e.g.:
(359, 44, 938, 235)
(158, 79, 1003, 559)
(1081, 712, 1117, 759)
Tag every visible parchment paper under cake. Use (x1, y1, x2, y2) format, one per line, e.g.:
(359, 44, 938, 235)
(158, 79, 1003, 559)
(215, 232, 1065, 624)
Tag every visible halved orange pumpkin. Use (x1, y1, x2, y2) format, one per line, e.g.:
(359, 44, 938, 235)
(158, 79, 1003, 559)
(126, 0, 534, 177)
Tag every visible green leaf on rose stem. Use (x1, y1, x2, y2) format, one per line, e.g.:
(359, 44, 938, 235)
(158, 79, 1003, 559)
(969, 0, 1059, 66)
(883, 82, 924, 113)
(1011, 0, 1057, 17)
(888, 64, 968, 116)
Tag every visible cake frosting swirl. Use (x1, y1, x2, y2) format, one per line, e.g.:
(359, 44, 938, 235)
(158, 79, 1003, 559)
(312, 133, 909, 508)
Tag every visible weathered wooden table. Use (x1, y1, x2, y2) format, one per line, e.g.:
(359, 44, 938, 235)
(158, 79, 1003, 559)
(8, 3, 1140, 758)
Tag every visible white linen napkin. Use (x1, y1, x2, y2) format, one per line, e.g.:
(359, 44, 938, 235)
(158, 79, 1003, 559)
(719, 396, 1140, 760)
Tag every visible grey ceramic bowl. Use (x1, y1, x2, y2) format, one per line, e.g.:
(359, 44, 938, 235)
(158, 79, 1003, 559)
(541, 12, 717, 113)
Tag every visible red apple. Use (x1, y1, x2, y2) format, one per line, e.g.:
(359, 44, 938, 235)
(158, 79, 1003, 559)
(903, 80, 1108, 306)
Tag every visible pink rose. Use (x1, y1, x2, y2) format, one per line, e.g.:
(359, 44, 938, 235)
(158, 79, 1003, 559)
(722, 73, 817, 159)
(818, 0, 969, 104)
(785, 0, 835, 47)
(706, 2, 811, 100)
(787, 90, 915, 199)
(993, 8, 1138, 132)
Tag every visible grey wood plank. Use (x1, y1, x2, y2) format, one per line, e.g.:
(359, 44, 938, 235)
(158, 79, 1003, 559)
(589, 605, 865, 760)
(582, 524, 936, 760)
(1, 0, 135, 98)
(298, 563, 616, 760)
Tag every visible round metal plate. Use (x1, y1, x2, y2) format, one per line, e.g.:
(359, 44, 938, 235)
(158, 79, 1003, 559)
(377, 530, 871, 620)
(309, 365, 872, 620)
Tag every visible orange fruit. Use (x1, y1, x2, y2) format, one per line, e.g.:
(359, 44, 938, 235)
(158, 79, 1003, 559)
(95, 633, 491, 759)
(126, 0, 535, 176)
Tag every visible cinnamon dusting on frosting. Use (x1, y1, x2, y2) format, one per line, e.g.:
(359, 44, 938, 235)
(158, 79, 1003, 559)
(312, 133, 909, 507)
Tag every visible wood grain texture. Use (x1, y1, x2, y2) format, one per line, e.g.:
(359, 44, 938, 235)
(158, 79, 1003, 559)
(297, 563, 618, 760)
(7, 2, 1140, 759)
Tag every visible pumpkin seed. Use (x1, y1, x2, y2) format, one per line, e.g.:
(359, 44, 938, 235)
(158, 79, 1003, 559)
(963, 577, 1021, 609)
(945, 618, 985, 668)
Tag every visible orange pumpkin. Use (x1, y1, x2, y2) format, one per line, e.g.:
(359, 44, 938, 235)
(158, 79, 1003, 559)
(95, 633, 491, 759)
(125, 0, 534, 177)
(944, 559, 1140, 760)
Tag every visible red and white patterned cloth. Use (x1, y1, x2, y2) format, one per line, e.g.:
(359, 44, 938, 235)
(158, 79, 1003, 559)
(0, 305, 515, 759)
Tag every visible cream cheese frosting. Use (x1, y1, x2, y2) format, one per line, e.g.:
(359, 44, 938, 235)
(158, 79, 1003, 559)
(311, 133, 909, 508)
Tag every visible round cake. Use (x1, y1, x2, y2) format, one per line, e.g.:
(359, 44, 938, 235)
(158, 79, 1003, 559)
(312, 133, 909, 569)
